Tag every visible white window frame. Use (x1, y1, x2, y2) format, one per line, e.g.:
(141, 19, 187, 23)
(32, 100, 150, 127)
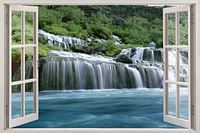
(0, 0, 200, 133)
(7, 5, 39, 128)
(163, 5, 195, 129)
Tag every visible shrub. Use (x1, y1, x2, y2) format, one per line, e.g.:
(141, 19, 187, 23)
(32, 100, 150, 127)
(39, 35, 46, 44)
(42, 22, 89, 40)
(91, 26, 112, 39)
(38, 43, 68, 57)
(56, 6, 85, 24)
(39, 6, 62, 29)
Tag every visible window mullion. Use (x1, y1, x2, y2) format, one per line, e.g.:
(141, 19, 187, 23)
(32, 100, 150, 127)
(21, 11, 25, 117)
(176, 12, 180, 46)
(188, 5, 192, 128)
(176, 48, 180, 118)
(163, 12, 168, 116)
(33, 11, 38, 114)
(176, 12, 180, 119)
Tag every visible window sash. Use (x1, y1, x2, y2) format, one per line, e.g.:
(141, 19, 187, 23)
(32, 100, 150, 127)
(163, 5, 193, 129)
(6, 5, 39, 128)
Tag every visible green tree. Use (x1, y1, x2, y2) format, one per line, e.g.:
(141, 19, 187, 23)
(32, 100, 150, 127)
(38, 6, 62, 29)
(123, 16, 151, 45)
(149, 18, 163, 48)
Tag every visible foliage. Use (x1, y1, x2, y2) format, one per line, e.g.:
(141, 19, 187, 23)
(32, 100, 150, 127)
(12, 12, 34, 44)
(149, 18, 163, 48)
(11, 5, 189, 57)
(168, 20, 176, 45)
(91, 26, 112, 39)
(12, 49, 21, 61)
(42, 22, 89, 39)
(56, 6, 85, 24)
(104, 43, 143, 57)
(39, 43, 68, 57)
(89, 12, 112, 26)
(38, 6, 62, 29)
(78, 5, 164, 25)
(180, 19, 188, 45)
(90, 39, 143, 57)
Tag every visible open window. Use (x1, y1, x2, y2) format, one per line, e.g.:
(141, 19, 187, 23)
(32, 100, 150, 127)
(3, 3, 196, 130)
(7, 5, 39, 128)
(163, 5, 195, 128)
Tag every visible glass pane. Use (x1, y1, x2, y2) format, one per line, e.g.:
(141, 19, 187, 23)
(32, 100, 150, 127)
(25, 82, 34, 115)
(167, 48, 176, 81)
(12, 48, 22, 82)
(25, 47, 34, 79)
(168, 83, 176, 117)
(168, 13, 176, 45)
(179, 48, 188, 82)
(12, 84, 21, 119)
(25, 12, 34, 44)
(179, 12, 188, 45)
(180, 85, 188, 119)
(12, 11, 22, 45)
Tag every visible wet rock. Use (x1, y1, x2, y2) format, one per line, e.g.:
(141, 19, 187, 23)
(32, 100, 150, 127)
(116, 54, 133, 64)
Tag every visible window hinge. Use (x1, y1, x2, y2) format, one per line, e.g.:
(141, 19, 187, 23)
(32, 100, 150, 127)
(6, 14, 9, 24)
(37, 60, 40, 69)
(5, 105, 9, 116)
(191, 105, 195, 116)
(191, 14, 195, 24)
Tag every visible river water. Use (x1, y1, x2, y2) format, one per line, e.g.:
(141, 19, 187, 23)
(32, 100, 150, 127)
(13, 87, 188, 128)
(12, 40, 188, 128)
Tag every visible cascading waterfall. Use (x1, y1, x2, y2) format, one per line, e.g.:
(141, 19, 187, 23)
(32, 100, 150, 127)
(17, 46, 188, 91)
(134, 48, 145, 60)
(39, 56, 148, 90)
(35, 50, 164, 91)
(29, 30, 188, 91)
(119, 47, 188, 82)
(38, 30, 124, 50)
(134, 65, 163, 88)
(38, 30, 88, 50)
(119, 47, 163, 62)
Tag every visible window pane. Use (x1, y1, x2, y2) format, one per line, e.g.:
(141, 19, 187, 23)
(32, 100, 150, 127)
(25, 82, 34, 115)
(25, 12, 34, 44)
(12, 48, 22, 82)
(12, 84, 22, 119)
(168, 13, 176, 45)
(167, 48, 176, 81)
(179, 12, 188, 45)
(168, 83, 176, 117)
(12, 11, 22, 45)
(180, 85, 188, 120)
(179, 48, 188, 82)
(25, 47, 34, 79)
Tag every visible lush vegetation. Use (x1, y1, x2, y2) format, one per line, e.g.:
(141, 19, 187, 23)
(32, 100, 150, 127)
(11, 5, 188, 58)
(37, 5, 164, 48)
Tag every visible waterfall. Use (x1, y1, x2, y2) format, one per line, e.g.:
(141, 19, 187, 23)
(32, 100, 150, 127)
(119, 47, 188, 83)
(36, 50, 163, 91)
(134, 48, 145, 60)
(119, 47, 163, 62)
(39, 30, 124, 50)
(38, 30, 88, 50)
(17, 47, 188, 91)
(39, 57, 147, 90)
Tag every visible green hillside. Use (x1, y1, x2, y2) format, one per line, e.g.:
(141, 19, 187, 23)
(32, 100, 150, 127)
(12, 5, 188, 57)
